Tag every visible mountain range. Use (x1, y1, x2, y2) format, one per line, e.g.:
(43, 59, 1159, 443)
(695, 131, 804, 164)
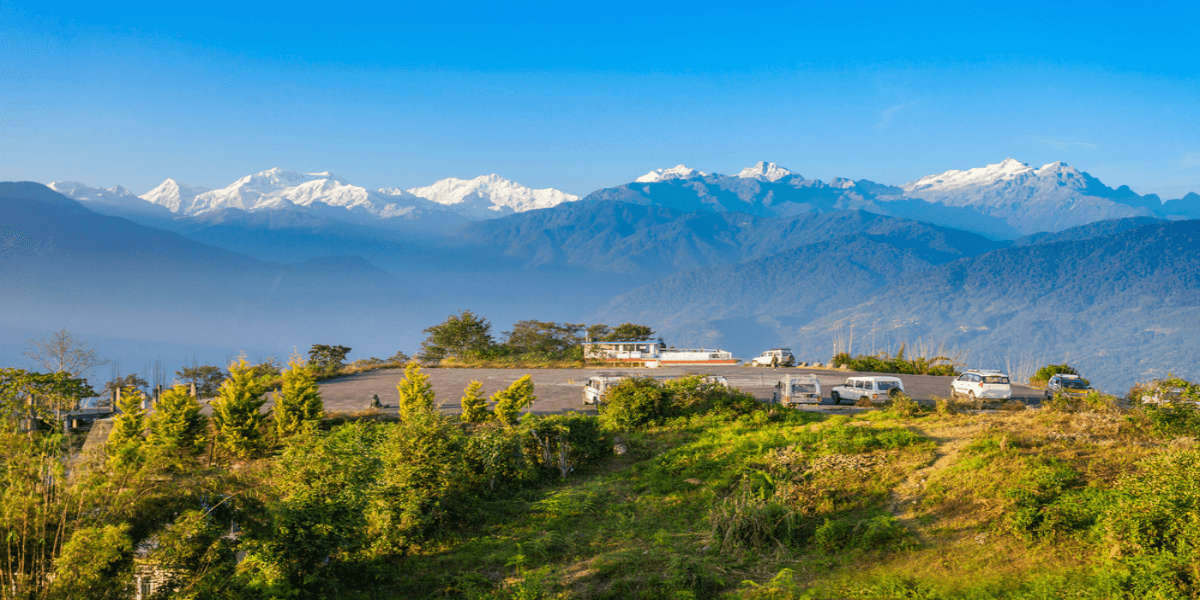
(6, 157, 1200, 391)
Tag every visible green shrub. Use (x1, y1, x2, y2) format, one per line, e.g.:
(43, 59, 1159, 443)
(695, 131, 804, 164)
(831, 346, 958, 376)
(886, 392, 921, 417)
(813, 513, 912, 553)
(709, 487, 803, 551)
(1031, 364, 1084, 387)
(1003, 456, 1083, 540)
(598, 377, 671, 429)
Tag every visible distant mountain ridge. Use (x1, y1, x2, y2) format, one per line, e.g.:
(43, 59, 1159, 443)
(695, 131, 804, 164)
(50, 158, 1199, 239)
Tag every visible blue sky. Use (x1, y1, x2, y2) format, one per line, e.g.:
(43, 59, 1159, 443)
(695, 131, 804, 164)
(2, 1, 1198, 197)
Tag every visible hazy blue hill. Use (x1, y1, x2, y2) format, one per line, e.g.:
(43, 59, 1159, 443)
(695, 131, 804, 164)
(595, 215, 1002, 348)
(791, 219, 1200, 390)
(0, 183, 439, 368)
(1163, 193, 1200, 218)
(463, 200, 1004, 278)
(1013, 216, 1164, 246)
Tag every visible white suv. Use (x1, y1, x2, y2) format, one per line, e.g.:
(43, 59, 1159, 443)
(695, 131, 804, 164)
(751, 348, 795, 367)
(829, 376, 904, 405)
(951, 370, 1012, 401)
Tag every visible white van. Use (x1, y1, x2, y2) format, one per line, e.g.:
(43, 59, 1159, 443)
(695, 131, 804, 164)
(772, 374, 822, 406)
(829, 376, 904, 405)
(951, 370, 1012, 401)
(581, 375, 629, 405)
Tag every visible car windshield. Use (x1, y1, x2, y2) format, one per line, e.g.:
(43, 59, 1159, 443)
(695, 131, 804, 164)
(1063, 379, 1089, 389)
(876, 381, 900, 391)
(983, 376, 1009, 384)
(792, 384, 816, 394)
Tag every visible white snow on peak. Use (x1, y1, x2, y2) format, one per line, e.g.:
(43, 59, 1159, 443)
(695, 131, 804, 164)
(904, 158, 1035, 192)
(182, 168, 411, 217)
(139, 178, 210, 213)
(48, 181, 140, 204)
(398, 174, 578, 219)
(737, 161, 796, 182)
(635, 164, 708, 183)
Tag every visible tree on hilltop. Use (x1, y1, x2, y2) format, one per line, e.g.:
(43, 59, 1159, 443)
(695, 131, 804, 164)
(419, 310, 494, 361)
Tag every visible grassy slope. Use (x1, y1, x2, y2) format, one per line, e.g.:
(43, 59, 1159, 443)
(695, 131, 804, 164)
(392, 405, 1194, 599)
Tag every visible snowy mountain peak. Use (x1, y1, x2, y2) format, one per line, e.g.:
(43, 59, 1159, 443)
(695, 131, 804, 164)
(737, 161, 796, 182)
(139, 178, 210, 213)
(635, 164, 708, 183)
(47, 181, 137, 202)
(402, 174, 579, 219)
(904, 158, 1034, 192)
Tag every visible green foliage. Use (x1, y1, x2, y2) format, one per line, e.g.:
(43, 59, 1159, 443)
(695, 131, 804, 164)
(48, 523, 131, 599)
(1045, 390, 1120, 413)
(886, 391, 921, 417)
(307, 343, 351, 376)
(1032, 363, 1083, 386)
(600, 376, 761, 430)
(1100, 449, 1200, 583)
(710, 486, 802, 551)
(1002, 456, 1084, 540)
(831, 346, 958, 376)
(144, 509, 239, 597)
(813, 513, 912, 553)
(175, 364, 225, 397)
(0, 367, 95, 423)
(503, 320, 584, 356)
(244, 422, 384, 596)
(598, 377, 671, 429)
(605, 323, 655, 341)
(107, 386, 147, 463)
(396, 361, 436, 421)
(493, 375, 536, 426)
(275, 357, 323, 438)
(462, 423, 537, 493)
(368, 410, 470, 555)
(459, 380, 491, 424)
(210, 358, 269, 459)
(1135, 402, 1200, 438)
(101, 373, 147, 399)
(420, 309, 496, 361)
(522, 412, 608, 478)
(146, 384, 207, 460)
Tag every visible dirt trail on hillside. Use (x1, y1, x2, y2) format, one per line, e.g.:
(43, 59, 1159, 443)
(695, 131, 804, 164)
(887, 421, 984, 521)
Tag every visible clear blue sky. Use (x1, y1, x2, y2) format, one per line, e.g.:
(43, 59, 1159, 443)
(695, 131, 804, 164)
(2, 1, 1198, 197)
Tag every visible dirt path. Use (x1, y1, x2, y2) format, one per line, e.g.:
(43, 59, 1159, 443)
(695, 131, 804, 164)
(887, 420, 983, 520)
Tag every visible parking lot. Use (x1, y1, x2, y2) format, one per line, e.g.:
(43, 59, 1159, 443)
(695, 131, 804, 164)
(317, 365, 1042, 415)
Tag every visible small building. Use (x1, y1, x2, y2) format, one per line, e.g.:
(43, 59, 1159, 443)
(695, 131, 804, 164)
(582, 339, 738, 367)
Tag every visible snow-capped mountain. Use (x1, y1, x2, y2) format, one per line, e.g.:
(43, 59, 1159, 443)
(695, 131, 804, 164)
(139, 178, 210, 214)
(635, 164, 708, 183)
(396, 174, 578, 219)
(47, 181, 142, 206)
(903, 158, 1161, 234)
(737, 161, 796, 182)
(177, 168, 434, 219)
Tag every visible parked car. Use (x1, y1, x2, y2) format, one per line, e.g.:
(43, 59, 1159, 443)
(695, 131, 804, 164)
(951, 370, 1012, 401)
(772, 374, 822, 406)
(829, 376, 904, 405)
(751, 348, 795, 367)
(582, 375, 630, 405)
(1045, 374, 1091, 399)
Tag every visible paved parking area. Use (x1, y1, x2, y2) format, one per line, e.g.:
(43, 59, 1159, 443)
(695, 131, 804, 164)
(316, 366, 1041, 415)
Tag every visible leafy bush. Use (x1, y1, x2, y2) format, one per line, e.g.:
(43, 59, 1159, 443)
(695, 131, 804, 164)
(599, 378, 671, 429)
(599, 376, 762, 430)
(1003, 456, 1082, 540)
(886, 392, 921, 417)
(1031, 364, 1084, 387)
(709, 486, 803, 551)
(831, 345, 958, 376)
